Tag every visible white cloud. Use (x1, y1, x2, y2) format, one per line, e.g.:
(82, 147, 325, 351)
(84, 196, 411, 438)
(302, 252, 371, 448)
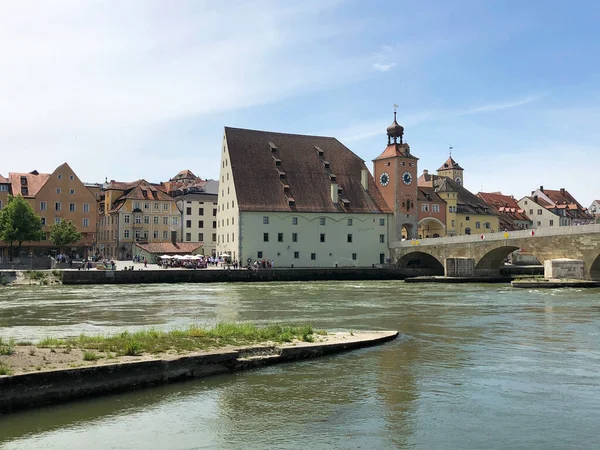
(457, 92, 548, 115)
(373, 62, 396, 72)
(0, 0, 364, 179)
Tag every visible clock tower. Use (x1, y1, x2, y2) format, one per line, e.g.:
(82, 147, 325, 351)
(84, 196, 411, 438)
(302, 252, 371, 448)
(373, 109, 419, 240)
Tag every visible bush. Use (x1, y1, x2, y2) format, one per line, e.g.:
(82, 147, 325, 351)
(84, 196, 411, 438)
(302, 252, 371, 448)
(83, 351, 101, 361)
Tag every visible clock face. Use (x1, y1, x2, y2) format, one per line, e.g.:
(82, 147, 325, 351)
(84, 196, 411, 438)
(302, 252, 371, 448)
(402, 171, 413, 185)
(379, 172, 390, 187)
(455, 176, 462, 185)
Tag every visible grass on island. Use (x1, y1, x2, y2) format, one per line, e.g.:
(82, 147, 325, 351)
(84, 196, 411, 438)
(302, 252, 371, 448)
(36, 323, 327, 357)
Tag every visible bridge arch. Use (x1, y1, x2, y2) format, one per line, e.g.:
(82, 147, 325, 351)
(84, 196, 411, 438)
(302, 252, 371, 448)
(475, 246, 520, 275)
(396, 251, 444, 275)
(590, 254, 600, 280)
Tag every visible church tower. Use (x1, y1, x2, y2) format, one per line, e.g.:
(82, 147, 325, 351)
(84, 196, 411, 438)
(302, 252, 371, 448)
(437, 154, 464, 186)
(373, 108, 419, 240)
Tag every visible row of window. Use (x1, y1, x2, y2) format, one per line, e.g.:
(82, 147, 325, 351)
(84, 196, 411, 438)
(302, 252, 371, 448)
(185, 207, 217, 216)
(40, 202, 90, 212)
(449, 220, 492, 229)
(218, 217, 235, 227)
(185, 233, 217, 242)
(132, 201, 172, 211)
(123, 215, 179, 225)
(40, 217, 89, 227)
(218, 200, 235, 212)
(186, 220, 217, 229)
(262, 216, 386, 226)
(261, 232, 386, 243)
(254, 251, 362, 261)
(421, 204, 441, 213)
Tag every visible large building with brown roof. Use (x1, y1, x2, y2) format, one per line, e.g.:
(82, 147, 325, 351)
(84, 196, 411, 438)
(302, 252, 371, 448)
(217, 127, 392, 267)
(96, 179, 180, 260)
(0, 163, 97, 259)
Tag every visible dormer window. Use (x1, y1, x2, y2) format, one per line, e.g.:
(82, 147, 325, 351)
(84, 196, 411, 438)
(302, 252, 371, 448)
(287, 197, 295, 207)
(323, 161, 330, 168)
(315, 146, 324, 156)
(329, 173, 337, 182)
(273, 157, 282, 166)
(268, 141, 277, 152)
(277, 170, 286, 178)
(341, 198, 350, 206)
(282, 184, 290, 192)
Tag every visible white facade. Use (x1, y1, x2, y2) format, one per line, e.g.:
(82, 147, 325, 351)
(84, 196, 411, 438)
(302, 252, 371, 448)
(589, 200, 600, 219)
(229, 211, 390, 267)
(177, 193, 218, 257)
(518, 197, 569, 228)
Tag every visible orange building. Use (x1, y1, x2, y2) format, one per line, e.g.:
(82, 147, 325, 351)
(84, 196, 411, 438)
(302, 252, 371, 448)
(0, 163, 97, 258)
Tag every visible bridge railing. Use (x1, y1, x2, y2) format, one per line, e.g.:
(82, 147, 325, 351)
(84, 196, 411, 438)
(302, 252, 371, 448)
(391, 223, 600, 248)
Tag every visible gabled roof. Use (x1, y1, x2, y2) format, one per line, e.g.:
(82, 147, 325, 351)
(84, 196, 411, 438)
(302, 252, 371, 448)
(171, 169, 197, 180)
(0, 174, 9, 183)
(8, 170, 51, 198)
(225, 127, 391, 214)
(478, 191, 531, 230)
(116, 180, 174, 203)
(421, 174, 496, 216)
(437, 157, 463, 171)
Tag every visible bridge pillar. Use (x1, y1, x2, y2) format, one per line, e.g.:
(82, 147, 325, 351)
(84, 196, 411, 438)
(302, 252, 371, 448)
(445, 258, 475, 277)
(544, 259, 585, 280)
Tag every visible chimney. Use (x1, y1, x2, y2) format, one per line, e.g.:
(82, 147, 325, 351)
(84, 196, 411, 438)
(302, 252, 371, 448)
(171, 231, 177, 245)
(539, 186, 544, 192)
(423, 169, 429, 175)
(331, 183, 339, 204)
(361, 169, 368, 191)
(560, 188, 566, 196)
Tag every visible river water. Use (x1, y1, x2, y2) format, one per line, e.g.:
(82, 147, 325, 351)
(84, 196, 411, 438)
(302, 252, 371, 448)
(0, 281, 599, 449)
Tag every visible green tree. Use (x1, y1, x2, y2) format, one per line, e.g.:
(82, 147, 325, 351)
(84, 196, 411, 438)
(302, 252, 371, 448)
(49, 219, 81, 254)
(0, 195, 44, 259)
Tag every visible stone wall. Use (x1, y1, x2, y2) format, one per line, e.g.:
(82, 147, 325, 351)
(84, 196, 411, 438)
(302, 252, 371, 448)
(61, 267, 439, 285)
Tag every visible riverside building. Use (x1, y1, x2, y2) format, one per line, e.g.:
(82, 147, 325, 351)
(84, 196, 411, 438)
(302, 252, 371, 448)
(217, 127, 392, 267)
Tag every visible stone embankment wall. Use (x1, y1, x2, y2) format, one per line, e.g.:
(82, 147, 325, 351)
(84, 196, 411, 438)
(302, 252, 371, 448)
(62, 268, 437, 285)
(0, 331, 398, 415)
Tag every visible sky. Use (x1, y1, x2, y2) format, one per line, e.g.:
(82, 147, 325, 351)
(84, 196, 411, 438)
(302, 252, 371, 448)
(1, 0, 600, 206)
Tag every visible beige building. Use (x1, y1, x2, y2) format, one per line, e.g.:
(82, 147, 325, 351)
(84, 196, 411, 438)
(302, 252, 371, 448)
(0, 174, 10, 212)
(96, 179, 180, 260)
(162, 169, 219, 257)
(517, 195, 568, 228)
(217, 127, 392, 267)
(0, 163, 97, 258)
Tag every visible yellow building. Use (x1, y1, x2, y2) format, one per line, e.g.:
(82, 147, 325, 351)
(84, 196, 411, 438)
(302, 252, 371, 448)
(96, 179, 181, 260)
(418, 157, 499, 236)
(0, 163, 97, 258)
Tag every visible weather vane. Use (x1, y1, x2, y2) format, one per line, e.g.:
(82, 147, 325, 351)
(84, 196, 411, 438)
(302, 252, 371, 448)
(393, 104, 399, 113)
(449, 146, 453, 157)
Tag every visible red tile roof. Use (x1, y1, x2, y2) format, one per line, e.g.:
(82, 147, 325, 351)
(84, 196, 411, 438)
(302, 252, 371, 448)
(478, 191, 531, 230)
(134, 242, 202, 254)
(8, 171, 51, 197)
(171, 169, 197, 180)
(437, 157, 463, 171)
(374, 143, 418, 161)
(225, 127, 391, 214)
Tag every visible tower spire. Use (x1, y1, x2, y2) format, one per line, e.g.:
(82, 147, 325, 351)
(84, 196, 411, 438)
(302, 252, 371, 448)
(386, 104, 404, 145)
(449, 146, 453, 158)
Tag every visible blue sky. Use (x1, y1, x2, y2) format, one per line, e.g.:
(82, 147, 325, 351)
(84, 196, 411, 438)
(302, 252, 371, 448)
(1, 0, 599, 205)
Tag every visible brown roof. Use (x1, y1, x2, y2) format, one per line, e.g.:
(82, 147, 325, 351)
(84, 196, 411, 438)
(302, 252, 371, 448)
(374, 143, 418, 161)
(0, 174, 8, 183)
(171, 169, 197, 180)
(134, 242, 202, 254)
(418, 186, 446, 203)
(478, 191, 531, 230)
(437, 157, 463, 171)
(225, 127, 391, 214)
(420, 174, 496, 216)
(8, 170, 51, 198)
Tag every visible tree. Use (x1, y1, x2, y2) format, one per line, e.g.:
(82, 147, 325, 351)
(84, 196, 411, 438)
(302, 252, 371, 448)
(49, 219, 82, 255)
(0, 195, 44, 259)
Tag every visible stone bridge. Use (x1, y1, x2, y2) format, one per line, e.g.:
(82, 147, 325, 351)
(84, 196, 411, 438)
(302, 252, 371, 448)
(391, 223, 600, 280)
